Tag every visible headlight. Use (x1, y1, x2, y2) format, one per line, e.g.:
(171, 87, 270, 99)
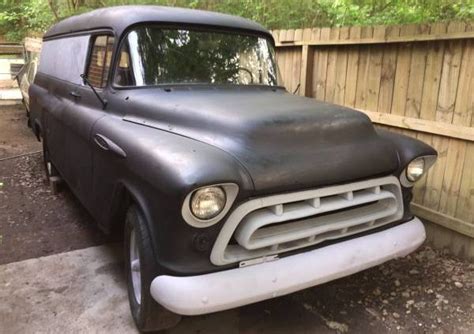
(406, 157, 425, 182)
(190, 186, 226, 220)
(182, 183, 239, 228)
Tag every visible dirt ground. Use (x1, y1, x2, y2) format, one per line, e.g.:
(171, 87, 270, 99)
(0, 104, 112, 264)
(0, 102, 41, 158)
(0, 104, 473, 333)
(0, 153, 114, 264)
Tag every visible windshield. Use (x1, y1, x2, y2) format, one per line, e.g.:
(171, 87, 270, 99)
(114, 26, 279, 87)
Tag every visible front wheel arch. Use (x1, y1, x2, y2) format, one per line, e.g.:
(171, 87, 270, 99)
(124, 204, 181, 332)
(33, 120, 42, 141)
(106, 183, 154, 241)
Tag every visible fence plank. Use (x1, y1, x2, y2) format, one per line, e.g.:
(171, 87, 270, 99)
(334, 27, 349, 104)
(391, 24, 417, 116)
(277, 30, 288, 87)
(433, 23, 466, 215)
(456, 142, 474, 224)
(344, 26, 362, 107)
(439, 139, 467, 216)
(413, 133, 433, 203)
(324, 28, 340, 102)
(405, 25, 430, 119)
(309, 28, 321, 98)
(423, 137, 450, 210)
(435, 22, 465, 124)
(412, 203, 474, 237)
(453, 39, 474, 126)
(357, 109, 474, 141)
(291, 29, 304, 93)
(412, 23, 448, 210)
(354, 26, 374, 110)
(377, 25, 400, 114)
(314, 28, 330, 100)
(412, 24, 440, 203)
(366, 26, 385, 112)
(272, 30, 280, 44)
(299, 28, 313, 96)
(440, 37, 473, 213)
(419, 23, 448, 121)
(283, 29, 295, 90)
(275, 30, 474, 47)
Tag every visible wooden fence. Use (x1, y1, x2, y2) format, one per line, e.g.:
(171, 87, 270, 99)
(272, 22, 474, 249)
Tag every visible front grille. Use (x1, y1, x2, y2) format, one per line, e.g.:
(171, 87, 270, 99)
(210, 176, 404, 266)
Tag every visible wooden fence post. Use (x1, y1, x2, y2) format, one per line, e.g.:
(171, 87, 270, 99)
(299, 45, 313, 97)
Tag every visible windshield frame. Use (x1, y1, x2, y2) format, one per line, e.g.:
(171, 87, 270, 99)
(111, 23, 284, 90)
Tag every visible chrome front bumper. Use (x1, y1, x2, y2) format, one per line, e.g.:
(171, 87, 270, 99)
(150, 217, 425, 316)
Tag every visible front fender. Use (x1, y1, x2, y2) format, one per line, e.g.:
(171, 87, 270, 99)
(90, 115, 254, 274)
(377, 129, 437, 176)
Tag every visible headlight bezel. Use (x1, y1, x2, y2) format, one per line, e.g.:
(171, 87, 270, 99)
(182, 183, 239, 228)
(400, 155, 437, 187)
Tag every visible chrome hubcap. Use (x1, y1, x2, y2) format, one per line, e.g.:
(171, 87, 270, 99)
(130, 229, 141, 304)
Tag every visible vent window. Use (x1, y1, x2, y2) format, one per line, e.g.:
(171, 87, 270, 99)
(86, 35, 115, 88)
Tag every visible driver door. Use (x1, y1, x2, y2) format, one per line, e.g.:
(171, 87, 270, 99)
(60, 34, 115, 206)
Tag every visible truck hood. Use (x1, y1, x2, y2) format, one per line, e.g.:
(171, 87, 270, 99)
(121, 87, 399, 193)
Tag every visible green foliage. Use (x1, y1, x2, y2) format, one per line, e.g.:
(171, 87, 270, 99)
(1, 0, 473, 41)
(0, 0, 54, 40)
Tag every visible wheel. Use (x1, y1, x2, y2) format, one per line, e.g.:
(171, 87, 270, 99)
(41, 134, 56, 178)
(41, 135, 62, 193)
(124, 205, 181, 332)
(25, 108, 31, 128)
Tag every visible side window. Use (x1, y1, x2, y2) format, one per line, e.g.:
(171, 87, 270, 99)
(86, 35, 115, 88)
(38, 35, 90, 85)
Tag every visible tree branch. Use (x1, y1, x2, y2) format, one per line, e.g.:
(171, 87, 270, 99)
(48, 0, 60, 22)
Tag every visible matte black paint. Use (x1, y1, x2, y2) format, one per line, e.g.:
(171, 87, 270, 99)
(43, 6, 270, 40)
(30, 6, 437, 276)
(119, 86, 400, 193)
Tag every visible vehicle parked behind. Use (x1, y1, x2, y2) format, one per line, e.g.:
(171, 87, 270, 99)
(16, 43, 39, 125)
(18, 58, 37, 113)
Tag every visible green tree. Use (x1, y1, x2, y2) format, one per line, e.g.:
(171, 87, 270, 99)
(1, 0, 473, 41)
(0, 0, 54, 40)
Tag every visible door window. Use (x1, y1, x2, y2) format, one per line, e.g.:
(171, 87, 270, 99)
(86, 35, 115, 88)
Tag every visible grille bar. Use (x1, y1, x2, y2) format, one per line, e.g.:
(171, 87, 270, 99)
(234, 188, 396, 250)
(235, 193, 397, 250)
(210, 176, 404, 266)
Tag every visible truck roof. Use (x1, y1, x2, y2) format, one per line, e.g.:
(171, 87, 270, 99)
(43, 5, 271, 40)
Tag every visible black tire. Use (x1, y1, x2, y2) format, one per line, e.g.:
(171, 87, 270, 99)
(26, 110, 31, 128)
(41, 135, 58, 180)
(124, 205, 181, 332)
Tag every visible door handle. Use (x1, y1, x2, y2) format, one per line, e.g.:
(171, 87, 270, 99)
(93, 134, 127, 158)
(93, 134, 110, 151)
(69, 91, 81, 98)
